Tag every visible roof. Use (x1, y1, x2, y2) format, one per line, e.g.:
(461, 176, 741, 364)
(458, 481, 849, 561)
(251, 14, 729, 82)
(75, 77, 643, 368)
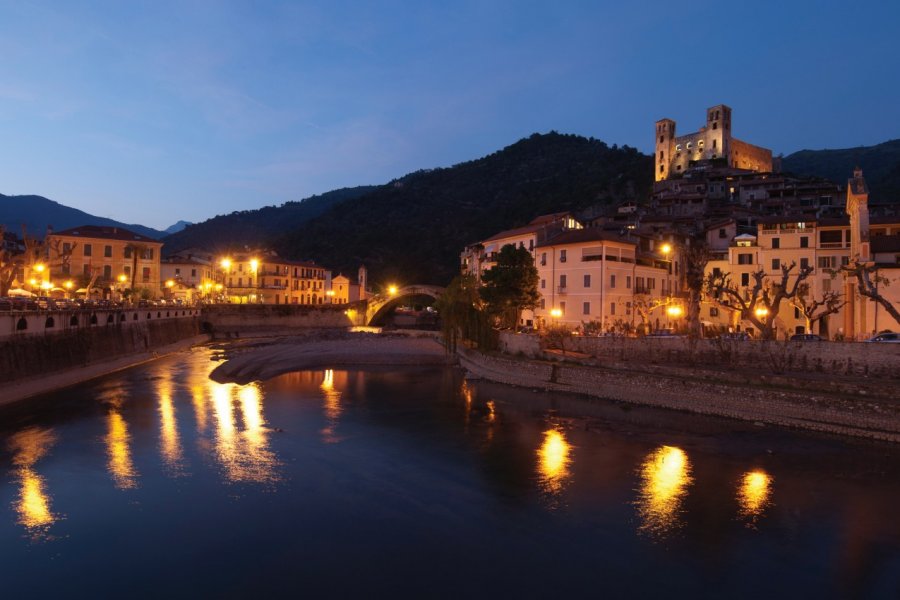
(51, 225, 161, 244)
(480, 212, 573, 243)
(536, 228, 636, 249)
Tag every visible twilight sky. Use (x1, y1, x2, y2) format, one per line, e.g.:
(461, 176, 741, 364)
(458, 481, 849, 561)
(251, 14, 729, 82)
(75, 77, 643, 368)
(1, 0, 898, 230)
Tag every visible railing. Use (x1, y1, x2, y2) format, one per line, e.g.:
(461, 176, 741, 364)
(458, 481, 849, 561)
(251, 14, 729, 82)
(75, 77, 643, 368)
(557, 286, 567, 294)
(819, 242, 848, 249)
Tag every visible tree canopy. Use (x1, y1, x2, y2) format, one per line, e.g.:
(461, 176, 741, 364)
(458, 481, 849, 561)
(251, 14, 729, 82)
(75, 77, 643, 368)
(479, 244, 540, 329)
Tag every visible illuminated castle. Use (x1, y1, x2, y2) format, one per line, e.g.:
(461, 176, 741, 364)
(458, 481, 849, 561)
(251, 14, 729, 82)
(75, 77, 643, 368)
(654, 104, 772, 181)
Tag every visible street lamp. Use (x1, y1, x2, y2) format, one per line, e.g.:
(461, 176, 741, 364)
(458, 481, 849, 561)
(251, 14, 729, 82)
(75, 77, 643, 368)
(219, 258, 232, 303)
(666, 305, 683, 318)
(550, 307, 562, 327)
(326, 289, 336, 304)
(388, 285, 398, 296)
(755, 307, 769, 319)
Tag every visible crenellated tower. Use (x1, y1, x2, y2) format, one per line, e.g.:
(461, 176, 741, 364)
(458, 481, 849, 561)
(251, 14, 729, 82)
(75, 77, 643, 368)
(654, 118, 676, 181)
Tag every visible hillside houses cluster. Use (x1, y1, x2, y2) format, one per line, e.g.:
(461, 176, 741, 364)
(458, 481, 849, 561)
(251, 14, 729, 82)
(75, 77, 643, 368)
(462, 105, 900, 340)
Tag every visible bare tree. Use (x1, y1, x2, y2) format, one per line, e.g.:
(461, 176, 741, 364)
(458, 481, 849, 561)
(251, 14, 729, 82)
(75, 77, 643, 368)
(631, 294, 671, 335)
(706, 261, 813, 340)
(790, 283, 846, 335)
(684, 243, 710, 338)
(0, 226, 21, 296)
(838, 259, 900, 327)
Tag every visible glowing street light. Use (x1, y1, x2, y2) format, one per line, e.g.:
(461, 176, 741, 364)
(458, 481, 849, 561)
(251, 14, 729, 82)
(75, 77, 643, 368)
(666, 305, 683, 318)
(755, 307, 769, 319)
(249, 259, 259, 272)
(165, 279, 175, 288)
(220, 258, 232, 270)
(34, 263, 46, 273)
(660, 243, 672, 256)
(388, 285, 398, 296)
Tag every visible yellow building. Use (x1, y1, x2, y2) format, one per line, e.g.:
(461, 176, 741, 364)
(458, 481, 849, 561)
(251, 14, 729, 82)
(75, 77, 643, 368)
(216, 251, 330, 305)
(46, 225, 163, 298)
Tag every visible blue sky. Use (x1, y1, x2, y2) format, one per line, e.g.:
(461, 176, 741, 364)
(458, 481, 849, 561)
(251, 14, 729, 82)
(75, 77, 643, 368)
(1, 0, 897, 229)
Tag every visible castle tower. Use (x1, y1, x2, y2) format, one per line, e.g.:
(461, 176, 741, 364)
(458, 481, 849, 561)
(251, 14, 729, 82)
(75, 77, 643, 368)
(705, 104, 731, 161)
(843, 168, 871, 339)
(655, 118, 676, 182)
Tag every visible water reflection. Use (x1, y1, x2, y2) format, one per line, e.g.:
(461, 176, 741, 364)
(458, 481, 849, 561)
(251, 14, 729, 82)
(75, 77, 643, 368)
(8, 427, 58, 538)
(107, 410, 139, 490)
(738, 469, 773, 525)
(320, 369, 343, 443)
(158, 376, 186, 476)
(636, 445, 693, 538)
(537, 428, 572, 498)
(209, 381, 280, 484)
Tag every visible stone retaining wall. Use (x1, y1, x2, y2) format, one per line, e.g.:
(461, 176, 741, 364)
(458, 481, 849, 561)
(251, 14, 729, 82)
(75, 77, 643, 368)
(0, 317, 200, 384)
(499, 332, 900, 378)
(201, 304, 358, 336)
(459, 347, 900, 443)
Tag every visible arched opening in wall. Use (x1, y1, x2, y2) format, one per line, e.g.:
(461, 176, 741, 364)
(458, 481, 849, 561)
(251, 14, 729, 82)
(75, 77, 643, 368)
(45, 317, 55, 329)
(70, 316, 78, 327)
(157, 312, 161, 318)
(106, 314, 114, 324)
(147, 313, 152, 319)
(201, 321, 214, 334)
(90, 314, 98, 325)
(119, 313, 126, 322)
(16, 317, 27, 331)
(133, 313, 138, 321)
(166, 311, 170, 317)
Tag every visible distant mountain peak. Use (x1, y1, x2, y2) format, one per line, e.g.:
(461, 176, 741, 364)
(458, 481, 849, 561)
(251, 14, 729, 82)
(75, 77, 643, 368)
(164, 220, 192, 235)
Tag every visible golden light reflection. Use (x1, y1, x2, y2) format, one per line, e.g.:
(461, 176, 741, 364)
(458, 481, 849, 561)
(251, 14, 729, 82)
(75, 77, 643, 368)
(158, 377, 185, 476)
(537, 428, 572, 496)
(738, 469, 773, 524)
(486, 400, 496, 423)
(209, 381, 279, 484)
(107, 410, 139, 489)
(8, 427, 58, 537)
(636, 445, 692, 537)
(461, 380, 473, 424)
(320, 369, 343, 442)
(191, 382, 209, 433)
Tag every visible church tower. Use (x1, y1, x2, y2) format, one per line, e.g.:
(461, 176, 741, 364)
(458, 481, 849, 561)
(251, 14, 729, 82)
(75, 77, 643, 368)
(357, 265, 368, 300)
(843, 168, 871, 339)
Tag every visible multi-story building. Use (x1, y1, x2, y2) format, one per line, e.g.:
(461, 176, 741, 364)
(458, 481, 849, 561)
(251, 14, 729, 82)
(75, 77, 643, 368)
(703, 170, 900, 339)
(655, 104, 773, 181)
(161, 254, 215, 303)
(46, 225, 163, 298)
(217, 251, 330, 305)
(533, 229, 682, 331)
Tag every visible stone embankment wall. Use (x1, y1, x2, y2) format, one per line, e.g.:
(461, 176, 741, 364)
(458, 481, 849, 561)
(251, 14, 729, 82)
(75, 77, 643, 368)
(0, 317, 200, 384)
(201, 304, 358, 337)
(1, 308, 201, 339)
(499, 332, 900, 379)
(459, 347, 900, 443)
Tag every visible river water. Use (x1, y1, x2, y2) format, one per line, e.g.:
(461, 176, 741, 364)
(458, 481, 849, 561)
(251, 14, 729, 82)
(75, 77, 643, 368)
(1, 346, 898, 598)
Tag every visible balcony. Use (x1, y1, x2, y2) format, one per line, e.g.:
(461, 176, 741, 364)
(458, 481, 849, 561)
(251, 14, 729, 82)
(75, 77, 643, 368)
(557, 286, 567, 294)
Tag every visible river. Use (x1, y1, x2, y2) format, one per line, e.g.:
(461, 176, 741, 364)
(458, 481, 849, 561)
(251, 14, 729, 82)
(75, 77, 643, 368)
(1, 346, 898, 598)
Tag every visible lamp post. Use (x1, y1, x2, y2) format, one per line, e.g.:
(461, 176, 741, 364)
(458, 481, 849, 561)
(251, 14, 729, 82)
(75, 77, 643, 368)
(250, 258, 259, 304)
(666, 304, 683, 329)
(550, 307, 562, 327)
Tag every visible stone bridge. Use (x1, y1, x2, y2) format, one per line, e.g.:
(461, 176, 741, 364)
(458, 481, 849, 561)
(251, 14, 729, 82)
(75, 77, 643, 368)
(365, 285, 445, 325)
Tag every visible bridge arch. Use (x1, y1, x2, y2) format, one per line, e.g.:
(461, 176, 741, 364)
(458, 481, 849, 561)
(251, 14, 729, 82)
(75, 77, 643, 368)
(365, 285, 445, 326)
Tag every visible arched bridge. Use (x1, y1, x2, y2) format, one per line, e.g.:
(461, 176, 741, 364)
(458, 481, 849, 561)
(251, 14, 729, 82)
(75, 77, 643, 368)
(365, 285, 445, 326)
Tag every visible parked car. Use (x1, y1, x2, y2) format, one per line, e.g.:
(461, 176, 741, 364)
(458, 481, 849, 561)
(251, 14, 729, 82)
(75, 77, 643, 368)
(719, 332, 751, 341)
(865, 332, 900, 343)
(790, 333, 823, 342)
(646, 329, 682, 338)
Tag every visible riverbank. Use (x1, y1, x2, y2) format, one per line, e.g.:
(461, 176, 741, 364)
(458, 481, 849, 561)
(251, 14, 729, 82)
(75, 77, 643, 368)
(209, 330, 452, 385)
(1, 334, 209, 407)
(457, 347, 900, 443)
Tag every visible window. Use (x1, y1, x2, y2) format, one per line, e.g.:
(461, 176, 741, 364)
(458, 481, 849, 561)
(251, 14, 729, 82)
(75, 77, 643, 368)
(738, 254, 753, 265)
(63, 242, 71, 254)
(529, 240, 534, 251)
(104, 245, 112, 258)
(103, 265, 112, 279)
(719, 228, 727, 238)
(142, 267, 150, 283)
(771, 238, 780, 249)
(83, 264, 91, 276)
(559, 275, 567, 288)
(635, 277, 645, 293)
(583, 274, 591, 288)
(175, 268, 181, 276)
(541, 252, 547, 266)
(610, 274, 616, 288)
(124, 266, 131, 276)
(794, 307, 801, 319)
(540, 299, 545, 309)
(818, 256, 835, 269)
(741, 273, 750, 286)
(772, 258, 781, 270)
(710, 307, 719, 317)
(610, 302, 616, 315)
(83, 244, 92, 257)
(800, 257, 809, 270)
(124, 246, 132, 259)
(647, 278, 655, 290)
(142, 248, 153, 260)
(583, 302, 590, 315)
(541, 279, 546, 289)
(560, 250, 567, 263)
(626, 276, 632, 289)
(559, 302, 566, 315)
(191, 269, 197, 277)
(800, 236, 809, 248)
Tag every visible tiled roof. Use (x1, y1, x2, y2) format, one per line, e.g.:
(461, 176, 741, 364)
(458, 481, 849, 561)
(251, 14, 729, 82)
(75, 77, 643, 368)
(536, 228, 635, 248)
(52, 225, 161, 244)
